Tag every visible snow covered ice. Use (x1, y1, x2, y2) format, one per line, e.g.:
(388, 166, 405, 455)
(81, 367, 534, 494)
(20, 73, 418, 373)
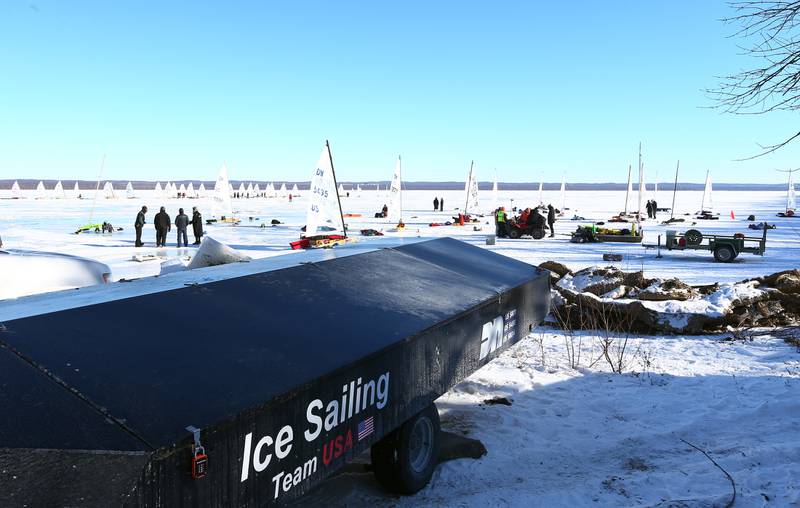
(1, 187, 799, 506)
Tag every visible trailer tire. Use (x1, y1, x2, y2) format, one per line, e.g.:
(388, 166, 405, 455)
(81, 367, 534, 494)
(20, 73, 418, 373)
(714, 245, 736, 263)
(507, 227, 521, 239)
(685, 229, 703, 246)
(371, 404, 440, 495)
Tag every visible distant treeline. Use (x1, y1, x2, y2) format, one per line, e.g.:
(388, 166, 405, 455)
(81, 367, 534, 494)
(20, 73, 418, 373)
(0, 179, 791, 191)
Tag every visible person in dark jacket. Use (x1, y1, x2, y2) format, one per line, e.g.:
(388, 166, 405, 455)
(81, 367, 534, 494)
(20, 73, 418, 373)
(439, 197, 444, 211)
(433, 197, 439, 211)
(651, 199, 658, 218)
(134, 206, 147, 247)
(645, 200, 652, 219)
(175, 208, 189, 247)
(190, 207, 203, 245)
(154, 206, 171, 247)
(547, 204, 556, 237)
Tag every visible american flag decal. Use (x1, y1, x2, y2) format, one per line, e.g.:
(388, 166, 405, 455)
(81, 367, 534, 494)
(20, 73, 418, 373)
(357, 416, 374, 441)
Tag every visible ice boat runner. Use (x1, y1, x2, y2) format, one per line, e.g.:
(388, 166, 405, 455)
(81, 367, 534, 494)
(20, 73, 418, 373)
(210, 163, 239, 224)
(291, 141, 352, 249)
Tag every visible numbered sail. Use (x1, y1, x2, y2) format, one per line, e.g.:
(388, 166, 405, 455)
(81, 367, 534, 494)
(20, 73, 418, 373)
(463, 165, 479, 213)
(388, 156, 402, 221)
(700, 170, 713, 213)
(212, 163, 234, 218)
(788, 173, 796, 212)
(306, 144, 344, 237)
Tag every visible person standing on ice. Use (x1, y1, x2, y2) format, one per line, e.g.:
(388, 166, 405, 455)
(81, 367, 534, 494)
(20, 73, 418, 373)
(433, 197, 439, 211)
(190, 207, 203, 245)
(547, 204, 556, 237)
(494, 207, 507, 237)
(439, 197, 444, 211)
(651, 198, 658, 218)
(154, 206, 171, 247)
(134, 206, 147, 247)
(175, 208, 189, 247)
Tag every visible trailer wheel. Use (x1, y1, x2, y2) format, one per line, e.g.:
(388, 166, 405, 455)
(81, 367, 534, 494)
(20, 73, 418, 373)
(685, 229, 703, 246)
(531, 228, 546, 240)
(713, 245, 737, 262)
(371, 404, 440, 495)
(507, 227, 521, 239)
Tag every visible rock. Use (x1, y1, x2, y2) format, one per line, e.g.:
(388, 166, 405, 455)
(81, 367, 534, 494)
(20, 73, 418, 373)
(637, 278, 698, 301)
(539, 260, 571, 277)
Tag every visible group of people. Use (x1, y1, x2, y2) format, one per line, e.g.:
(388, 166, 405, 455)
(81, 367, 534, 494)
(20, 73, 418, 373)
(495, 204, 557, 238)
(645, 199, 659, 219)
(134, 206, 204, 248)
(432, 197, 445, 211)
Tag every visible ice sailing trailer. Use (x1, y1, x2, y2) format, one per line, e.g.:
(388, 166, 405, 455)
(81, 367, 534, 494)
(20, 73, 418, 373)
(0, 237, 550, 507)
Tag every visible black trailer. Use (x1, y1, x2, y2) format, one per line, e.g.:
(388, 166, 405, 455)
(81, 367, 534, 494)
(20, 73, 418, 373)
(0, 237, 550, 507)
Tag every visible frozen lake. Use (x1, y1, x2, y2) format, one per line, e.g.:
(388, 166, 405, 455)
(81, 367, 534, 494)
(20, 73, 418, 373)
(0, 188, 795, 285)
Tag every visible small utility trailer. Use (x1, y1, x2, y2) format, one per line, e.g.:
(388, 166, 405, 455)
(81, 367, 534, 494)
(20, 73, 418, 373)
(0, 237, 550, 507)
(664, 227, 768, 262)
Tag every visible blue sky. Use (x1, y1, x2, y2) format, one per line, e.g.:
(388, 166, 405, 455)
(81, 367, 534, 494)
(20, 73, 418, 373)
(1, 1, 797, 183)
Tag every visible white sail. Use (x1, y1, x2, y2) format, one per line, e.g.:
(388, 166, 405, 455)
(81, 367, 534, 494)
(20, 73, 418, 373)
(700, 170, 713, 213)
(638, 164, 645, 218)
(388, 156, 403, 221)
(73, 181, 80, 197)
(253, 183, 260, 196)
(291, 183, 299, 195)
(178, 183, 187, 195)
(279, 183, 288, 197)
(538, 178, 543, 205)
(238, 182, 246, 196)
(212, 164, 234, 218)
(35, 181, 46, 199)
(187, 182, 196, 197)
(787, 173, 796, 212)
(623, 165, 632, 215)
(306, 143, 344, 237)
(125, 181, 135, 199)
(103, 181, 115, 199)
(266, 182, 275, 197)
(198, 183, 206, 197)
(154, 182, 163, 197)
(11, 181, 21, 199)
(492, 172, 499, 210)
(338, 183, 345, 195)
(246, 182, 253, 197)
(463, 162, 479, 214)
(53, 180, 65, 199)
(560, 175, 566, 211)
